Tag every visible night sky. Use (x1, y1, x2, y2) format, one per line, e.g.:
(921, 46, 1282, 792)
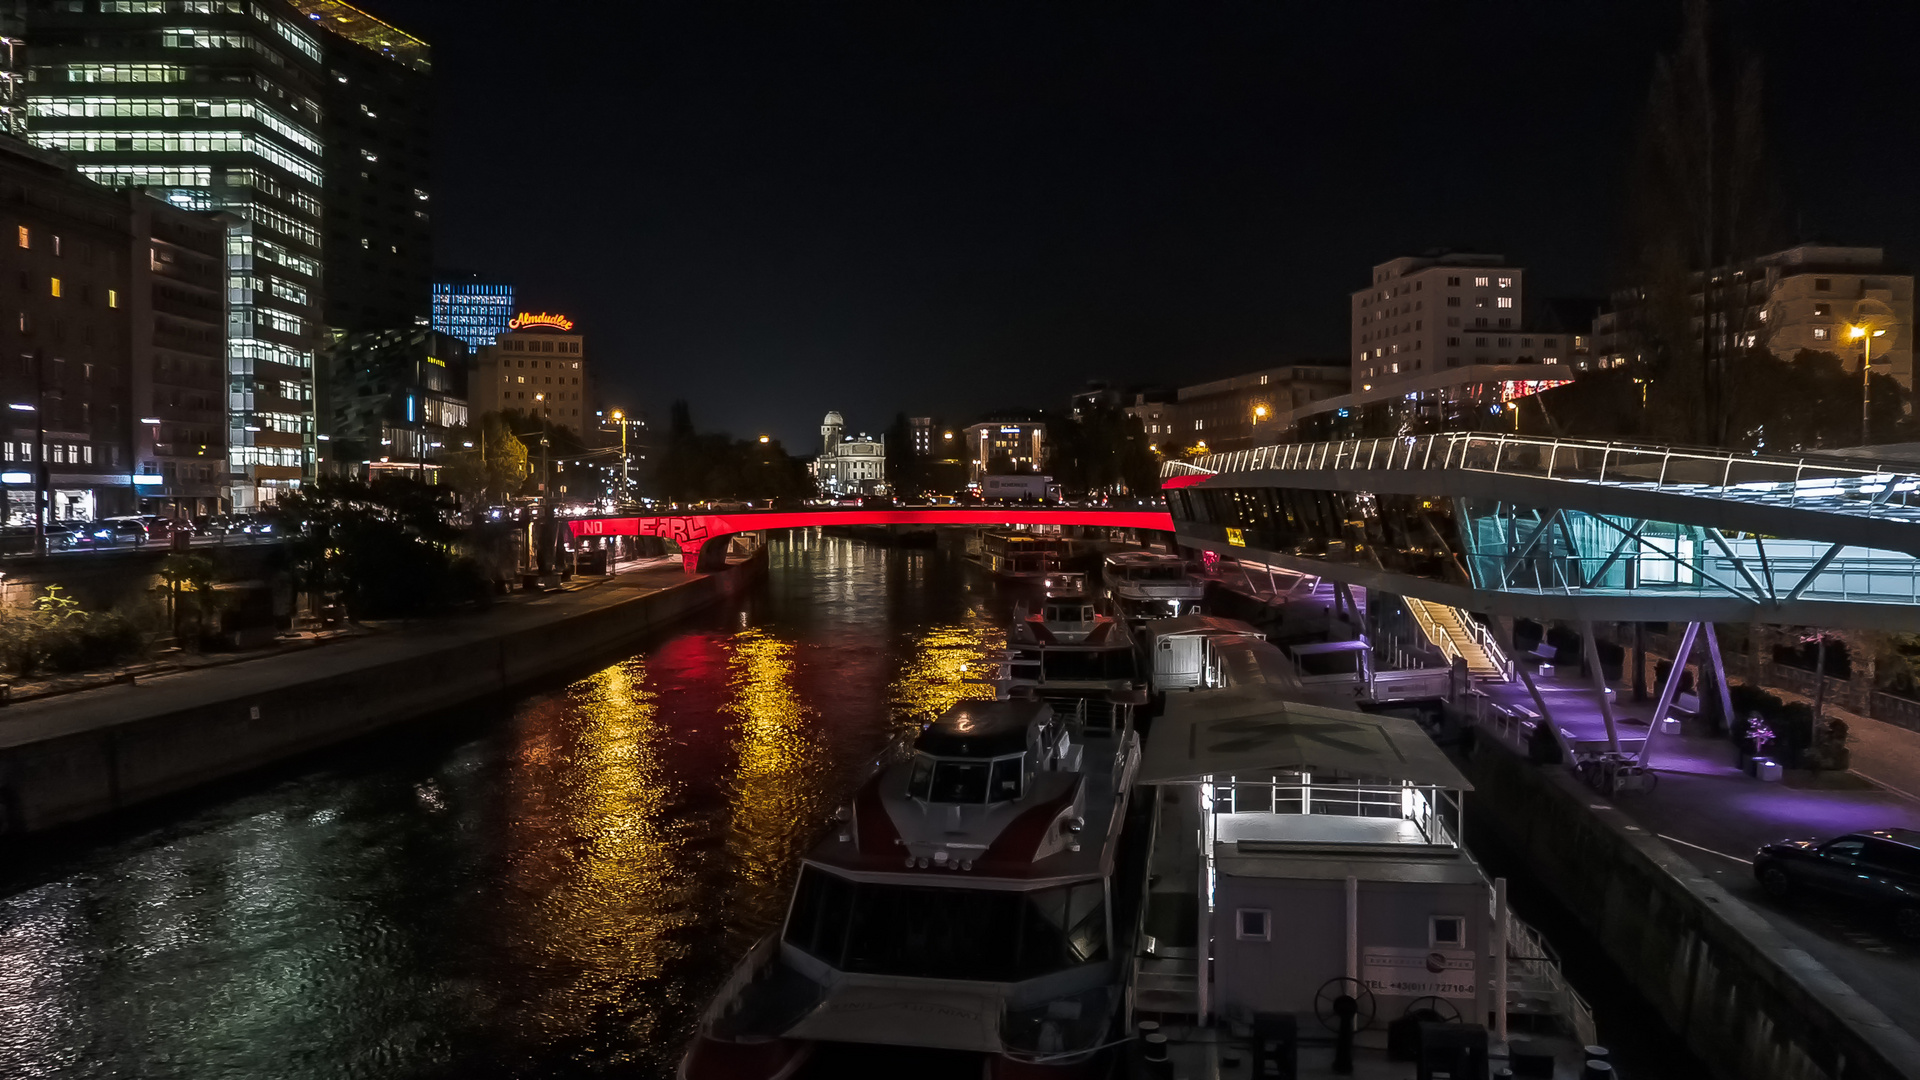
(369, 1, 1920, 448)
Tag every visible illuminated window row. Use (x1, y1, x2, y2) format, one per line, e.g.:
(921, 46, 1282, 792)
(253, 6, 323, 62)
(235, 202, 320, 247)
(38, 63, 191, 83)
(32, 130, 322, 187)
(30, 97, 320, 155)
(80, 164, 212, 187)
(102, 1, 244, 13)
(230, 446, 304, 468)
(231, 336, 312, 370)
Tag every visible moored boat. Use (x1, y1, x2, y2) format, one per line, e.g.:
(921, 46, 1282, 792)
(680, 697, 1147, 1079)
(1102, 551, 1206, 622)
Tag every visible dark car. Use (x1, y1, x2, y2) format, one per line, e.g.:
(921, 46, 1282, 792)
(1755, 829, 1920, 939)
(87, 517, 149, 546)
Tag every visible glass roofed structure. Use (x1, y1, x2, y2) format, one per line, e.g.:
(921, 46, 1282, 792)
(1164, 433, 1920, 630)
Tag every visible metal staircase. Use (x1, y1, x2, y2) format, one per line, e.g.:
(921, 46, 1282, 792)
(1405, 598, 1511, 680)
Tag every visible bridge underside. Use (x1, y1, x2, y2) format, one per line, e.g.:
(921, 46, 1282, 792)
(569, 507, 1177, 573)
(1169, 472, 1920, 630)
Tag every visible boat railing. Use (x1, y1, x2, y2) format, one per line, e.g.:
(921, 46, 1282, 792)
(1503, 913, 1597, 1047)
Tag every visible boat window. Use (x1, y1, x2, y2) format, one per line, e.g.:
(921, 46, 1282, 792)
(929, 760, 990, 803)
(907, 755, 936, 800)
(1041, 649, 1137, 681)
(784, 868, 1109, 980)
(990, 755, 1024, 802)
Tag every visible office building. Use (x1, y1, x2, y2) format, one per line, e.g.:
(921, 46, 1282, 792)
(319, 326, 466, 478)
(810, 409, 884, 495)
(1161, 364, 1347, 454)
(471, 311, 587, 427)
(297, 0, 430, 332)
(432, 272, 513, 351)
(1595, 243, 1914, 389)
(23, 0, 328, 510)
(1350, 252, 1585, 398)
(964, 417, 1045, 482)
(909, 415, 933, 456)
(129, 186, 228, 517)
(0, 135, 227, 522)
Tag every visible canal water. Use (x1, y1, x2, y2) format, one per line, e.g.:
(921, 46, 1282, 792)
(0, 533, 1693, 1079)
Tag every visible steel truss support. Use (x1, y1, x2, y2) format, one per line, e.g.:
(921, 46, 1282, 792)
(1785, 543, 1845, 603)
(1589, 515, 1758, 602)
(1580, 620, 1622, 755)
(1641, 621, 1702, 768)
(1707, 528, 1775, 608)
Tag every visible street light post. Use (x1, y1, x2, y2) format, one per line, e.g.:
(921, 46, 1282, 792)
(1851, 324, 1888, 446)
(610, 409, 628, 501)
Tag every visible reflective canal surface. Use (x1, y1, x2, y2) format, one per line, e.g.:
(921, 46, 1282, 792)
(0, 533, 1693, 1079)
(0, 534, 1008, 1080)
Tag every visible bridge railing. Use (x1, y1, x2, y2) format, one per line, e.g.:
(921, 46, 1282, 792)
(1175, 433, 1920, 521)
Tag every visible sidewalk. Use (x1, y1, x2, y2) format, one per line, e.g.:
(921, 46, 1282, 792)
(0, 556, 692, 753)
(1475, 670, 1920, 1041)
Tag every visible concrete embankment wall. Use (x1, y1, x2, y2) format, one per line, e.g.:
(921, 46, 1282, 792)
(1464, 737, 1920, 1080)
(0, 568, 746, 835)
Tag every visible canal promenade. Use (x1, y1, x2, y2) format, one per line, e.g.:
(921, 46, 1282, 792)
(0, 553, 756, 835)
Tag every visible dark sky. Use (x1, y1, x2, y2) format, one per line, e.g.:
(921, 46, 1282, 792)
(368, 0, 1920, 448)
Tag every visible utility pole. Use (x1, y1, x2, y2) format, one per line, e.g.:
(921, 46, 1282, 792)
(32, 348, 45, 557)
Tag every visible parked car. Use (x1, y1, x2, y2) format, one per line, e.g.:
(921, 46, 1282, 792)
(1755, 829, 1920, 939)
(140, 515, 194, 542)
(193, 514, 233, 537)
(87, 517, 149, 546)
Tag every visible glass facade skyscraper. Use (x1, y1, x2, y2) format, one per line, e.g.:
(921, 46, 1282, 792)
(431, 275, 514, 351)
(23, 0, 327, 509)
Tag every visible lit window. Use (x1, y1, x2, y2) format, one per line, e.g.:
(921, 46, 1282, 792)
(49, 278, 61, 298)
(51, 236, 60, 256)
(15, 226, 25, 248)
(107, 289, 118, 308)
(1497, 297, 1513, 309)
(1474, 276, 1489, 287)
(1497, 276, 1512, 288)
(1813, 327, 1829, 340)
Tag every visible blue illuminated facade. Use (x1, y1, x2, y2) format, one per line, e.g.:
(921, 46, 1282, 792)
(431, 275, 515, 351)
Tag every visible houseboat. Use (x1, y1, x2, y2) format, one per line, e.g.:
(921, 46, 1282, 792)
(1102, 551, 1207, 622)
(1003, 585, 1146, 730)
(1129, 630, 1600, 1078)
(975, 531, 1070, 581)
(679, 697, 1146, 1079)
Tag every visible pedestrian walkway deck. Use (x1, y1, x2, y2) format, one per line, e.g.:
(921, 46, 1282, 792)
(1471, 675, 1920, 1043)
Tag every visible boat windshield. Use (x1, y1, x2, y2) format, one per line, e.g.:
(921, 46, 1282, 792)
(1120, 564, 1188, 582)
(907, 754, 1024, 803)
(784, 867, 1108, 980)
(1040, 648, 1136, 681)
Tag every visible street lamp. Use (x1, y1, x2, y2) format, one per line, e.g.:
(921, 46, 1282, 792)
(1850, 324, 1888, 445)
(610, 409, 628, 500)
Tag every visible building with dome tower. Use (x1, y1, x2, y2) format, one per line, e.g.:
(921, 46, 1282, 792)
(809, 410, 886, 495)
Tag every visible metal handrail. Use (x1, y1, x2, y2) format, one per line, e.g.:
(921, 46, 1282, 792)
(1165, 432, 1920, 520)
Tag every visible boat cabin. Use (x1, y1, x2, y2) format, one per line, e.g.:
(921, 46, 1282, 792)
(1138, 634, 1496, 1028)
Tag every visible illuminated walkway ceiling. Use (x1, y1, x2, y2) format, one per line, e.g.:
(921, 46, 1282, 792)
(1164, 433, 1920, 629)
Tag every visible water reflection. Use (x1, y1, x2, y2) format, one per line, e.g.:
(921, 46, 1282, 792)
(0, 534, 1013, 1079)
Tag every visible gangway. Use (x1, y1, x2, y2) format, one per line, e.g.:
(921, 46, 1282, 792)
(1405, 597, 1511, 681)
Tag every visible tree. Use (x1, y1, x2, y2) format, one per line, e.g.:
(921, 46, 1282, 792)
(651, 400, 816, 503)
(885, 412, 921, 497)
(278, 476, 488, 618)
(440, 412, 529, 508)
(1620, 0, 1783, 446)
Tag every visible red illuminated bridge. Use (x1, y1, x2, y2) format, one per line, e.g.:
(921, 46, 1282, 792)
(567, 506, 1175, 571)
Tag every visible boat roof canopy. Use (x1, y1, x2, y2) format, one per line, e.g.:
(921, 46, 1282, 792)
(916, 698, 1050, 758)
(1142, 696, 1472, 790)
(1139, 614, 1265, 642)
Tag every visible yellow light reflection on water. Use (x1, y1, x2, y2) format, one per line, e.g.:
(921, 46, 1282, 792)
(510, 655, 679, 1059)
(887, 613, 1005, 728)
(724, 629, 829, 931)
